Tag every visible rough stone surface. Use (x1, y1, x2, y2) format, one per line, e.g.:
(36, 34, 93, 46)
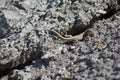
(0, 0, 120, 80)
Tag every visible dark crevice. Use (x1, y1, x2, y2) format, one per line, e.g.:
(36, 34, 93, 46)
(0, 69, 11, 78)
(100, 0, 120, 19)
(0, 45, 43, 78)
(0, 11, 10, 39)
(90, 1, 120, 24)
(0, 59, 33, 78)
(12, 1, 26, 10)
(67, 19, 89, 36)
(0, 56, 40, 78)
(66, 7, 120, 40)
(99, 9, 120, 20)
(67, 0, 120, 36)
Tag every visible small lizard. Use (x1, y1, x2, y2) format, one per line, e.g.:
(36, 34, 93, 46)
(48, 30, 93, 42)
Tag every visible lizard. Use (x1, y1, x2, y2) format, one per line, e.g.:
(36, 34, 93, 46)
(48, 29, 93, 42)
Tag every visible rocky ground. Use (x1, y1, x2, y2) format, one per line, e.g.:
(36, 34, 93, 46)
(0, 0, 120, 80)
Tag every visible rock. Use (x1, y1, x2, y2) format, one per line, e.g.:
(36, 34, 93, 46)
(0, 0, 120, 80)
(0, 11, 9, 38)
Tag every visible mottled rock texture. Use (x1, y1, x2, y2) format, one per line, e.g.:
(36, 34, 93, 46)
(0, 0, 120, 80)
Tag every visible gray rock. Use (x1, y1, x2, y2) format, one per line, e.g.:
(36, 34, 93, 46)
(0, 0, 120, 80)
(0, 11, 9, 38)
